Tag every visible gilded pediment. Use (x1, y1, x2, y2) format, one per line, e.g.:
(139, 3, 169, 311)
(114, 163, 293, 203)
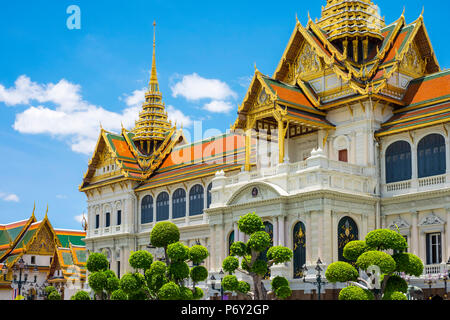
(27, 224, 56, 255)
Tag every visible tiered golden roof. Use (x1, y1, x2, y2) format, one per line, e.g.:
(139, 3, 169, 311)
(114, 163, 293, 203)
(132, 21, 172, 155)
(317, 0, 385, 42)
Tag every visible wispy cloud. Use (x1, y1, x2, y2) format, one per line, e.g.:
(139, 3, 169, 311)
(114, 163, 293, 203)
(74, 214, 85, 223)
(0, 192, 20, 202)
(56, 194, 68, 199)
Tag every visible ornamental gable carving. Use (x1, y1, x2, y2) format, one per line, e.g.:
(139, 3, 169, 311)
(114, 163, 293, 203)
(419, 212, 445, 226)
(228, 185, 280, 206)
(27, 224, 57, 255)
(388, 217, 410, 230)
(296, 42, 322, 77)
(400, 42, 426, 77)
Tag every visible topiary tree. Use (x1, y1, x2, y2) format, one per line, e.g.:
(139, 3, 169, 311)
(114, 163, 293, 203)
(44, 286, 57, 299)
(71, 290, 91, 300)
(86, 252, 120, 300)
(220, 213, 293, 300)
(48, 291, 62, 300)
(325, 228, 422, 300)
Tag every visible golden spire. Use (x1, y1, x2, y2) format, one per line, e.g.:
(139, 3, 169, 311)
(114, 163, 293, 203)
(149, 21, 159, 92)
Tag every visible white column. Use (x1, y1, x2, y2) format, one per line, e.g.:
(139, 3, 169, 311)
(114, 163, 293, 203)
(446, 208, 450, 261)
(219, 224, 225, 267)
(446, 138, 450, 174)
(317, 212, 323, 259)
(168, 192, 173, 220)
(332, 214, 338, 262)
(278, 216, 285, 247)
(419, 231, 426, 265)
(306, 211, 312, 265)
(233, 222, 239, 243)
(210, 224, 216, 271)
(411, 211, 419, 256)
(152, 196, 156, 224)
(411, 141, 418, 188)
(273, 217, 279, 246)
(322, 209, 332, 264)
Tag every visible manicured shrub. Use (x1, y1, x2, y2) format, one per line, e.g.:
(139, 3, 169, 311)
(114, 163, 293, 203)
(271, 276, 289, 291)
(365, 229, 408, 251)
(71, 290, 91, 300)
(339, 286, 374, 300)
(384, 274, 408, 294)
(267, 246, 293, 264)
(383, 291, 407, 300)
(222, 256, 239, 273)
(237, 281, 251, 294)
(128, 288, 148, 300)
(168, 261, 190, 280)
(356, 251, 396, 274)
(230, 241, 248, 257)
(119, 273, 140, 295)
(343, 240, 370, 261)
(392, 252, 424, 277)
(325, 262, 359, 283)
(179, 286, 194, 300)
(86, 252, 109, 272)
(167, 242, 189, 262)
(150, 221, 180, 248)
(247, 231, 271, 252)
(88, 271, 107, 294)
(129, 250, 153, 270)
(193, 287, 204, 300)
(251, 259, 268, 276)
(110, 289, 128, 300)
(106, 276, 120, 294)
(190, 266, 208, 283)
(238, 213, 264, 235)
(189, 245, 209, 264)
(47, 291, 62, 300)
(45, 286, 57, 297)
(158, 282, 180, 300)
(275, 286, 292, 299)
(148, 261, 166, 275)
(222, 275, 239, 292)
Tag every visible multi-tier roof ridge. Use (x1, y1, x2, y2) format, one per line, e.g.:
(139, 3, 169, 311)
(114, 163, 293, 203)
(132, 21, 172, 155)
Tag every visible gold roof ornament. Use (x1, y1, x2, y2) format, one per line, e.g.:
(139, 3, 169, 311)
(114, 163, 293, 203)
(131, 21, 173, 156)
(317, 0, 385, 42)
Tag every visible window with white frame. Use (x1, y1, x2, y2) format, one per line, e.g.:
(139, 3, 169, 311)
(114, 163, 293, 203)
(426, 232, 442, 265)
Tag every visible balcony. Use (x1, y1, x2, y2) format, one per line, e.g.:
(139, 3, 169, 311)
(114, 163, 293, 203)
(211, 148, 377, 206)
(382, 173, 449, 197)
(87, 224, 126, 239)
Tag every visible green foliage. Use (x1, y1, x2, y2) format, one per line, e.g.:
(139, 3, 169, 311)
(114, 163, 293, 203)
(71, 291, 91, 300)
(158, 282, 181, 300)
(384, 274, 408, 294)
(343, 240, 370, 261)
(128, 288, 148, 300)
(325, 261, 359, 283)
(168, 261, 190, 280)
(230, 241, 248, 257)
(110, 289, 128, 300)
(267, 246, 293, 264)
(119, 273, 141, 295)
(47, 291, 62, 300)
(241, 256, 251, 272)
(189, 245, 209, 264)
(275, 286, 292, 299)
(103, 269, 116, 279)
(383, 291, 407, 300)
(193, 287, 204, 300)
(190, 266, 208, 283)
(339, 286, 374, 300)
(167, 242, 189, 262)
(45, 286, 57, 296)
(392, 252, 424, 277)
(179, 286, 194, 300)
(365, 229, 408, 252)
(222, 275, 239, 292)
(251, 259, 268, 276)
(247, 231, 271, 252)
(150, 221, 180, 248)
(88, 271, 108, 294)
(237, 281, 251, 294)
(106, 276, 120, 294)
(271, 276, 289, 291)
(86, 252, 109, 273)
(148, 261, 166, 275)
(238, 213, 264, 235)
(129, 250, 153, 270)
(222, 256, 240, 273)
(356, 251, 396, 274)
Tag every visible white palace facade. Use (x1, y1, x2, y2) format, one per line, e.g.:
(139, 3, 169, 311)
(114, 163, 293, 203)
(80, 1, 450, 298)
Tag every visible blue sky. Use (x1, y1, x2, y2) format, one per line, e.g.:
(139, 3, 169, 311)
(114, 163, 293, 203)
(0, 0, 448, 230)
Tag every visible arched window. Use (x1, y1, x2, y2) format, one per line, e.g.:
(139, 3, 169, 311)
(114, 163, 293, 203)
(156, 192, 169, 221)
(172, 188, 186, 219)
(418, 134, 446, 178)
(207, 183, 213, 209)
(385, 141, 412, 183)
(189, 184, 204, 216)
(293, 222, 306, 279)
(141, 195, 153, 224)
(228, 231, 235, 255)
(259, 221, 273, 279)
(338, 217, 359, 262)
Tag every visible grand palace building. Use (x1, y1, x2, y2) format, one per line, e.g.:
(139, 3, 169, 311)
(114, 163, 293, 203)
(80, 0, 450, 299)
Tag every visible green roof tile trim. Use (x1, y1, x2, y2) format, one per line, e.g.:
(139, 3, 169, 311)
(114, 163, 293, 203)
(7, 226, 25, 242)
(61, 251, 74, 265)
(75, 250, 87, 263)
(378, 22, 399, 54)
(5, 254, 19, 264)
(57, 234, 85, 248)
(409, 69, 450, 83)
(20, 229, 37, 246)
(105, 133, 137, 162)
(0, 231, 12, 246)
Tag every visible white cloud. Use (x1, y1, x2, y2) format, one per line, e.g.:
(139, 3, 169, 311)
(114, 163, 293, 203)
(167, 105, 193, 127)
(0, 193, 20, 202)
(74, 214, 85, 223)
(171, 73, 237, 101)
(1, 75, 193, 155)
(237, 75, 253, 89)
(203, 100, 234, 113)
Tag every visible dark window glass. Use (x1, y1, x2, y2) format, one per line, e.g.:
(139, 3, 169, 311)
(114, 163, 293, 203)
(293, 222, 306, 279)
(117, 261, 121, 279)
(418, 134, 446, 178)
(259, 222, 273, 279)
(31, 256, 36, 265)
(426, 233, 442, 264)
(189, 184, 204, 216)
(95, 215, 100, 229)
(105, 212, 110, 227)
(172, 189, 186, 219)
(385, 141, 412, 183)
(117, 210, 121, 226)
(141, 195, 153, 224)
(338, 217, 359, 262)
(156, 192, 169, 221)
(228, 231, 235, 255)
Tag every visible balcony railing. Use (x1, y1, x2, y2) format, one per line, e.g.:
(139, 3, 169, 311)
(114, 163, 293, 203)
(383, 173, 449, 197)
